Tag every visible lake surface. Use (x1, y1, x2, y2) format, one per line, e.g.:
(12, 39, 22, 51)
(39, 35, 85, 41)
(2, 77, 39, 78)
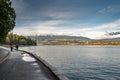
(20, 46, 120, 80)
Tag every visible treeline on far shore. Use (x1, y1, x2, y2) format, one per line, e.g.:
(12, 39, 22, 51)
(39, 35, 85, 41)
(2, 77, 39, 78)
(87, 41, 120, 45)
(37, 40, 120, 46)
(1, 33, 37, 46)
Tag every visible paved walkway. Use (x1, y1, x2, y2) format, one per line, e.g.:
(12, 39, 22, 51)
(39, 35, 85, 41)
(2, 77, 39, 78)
(0, 50, 52, 80)
(0, 48, 8, 59)
(0, 48, 9, 63)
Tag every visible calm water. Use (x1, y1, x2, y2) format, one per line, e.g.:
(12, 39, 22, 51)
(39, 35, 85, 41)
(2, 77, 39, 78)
(20, 46, 120, 80)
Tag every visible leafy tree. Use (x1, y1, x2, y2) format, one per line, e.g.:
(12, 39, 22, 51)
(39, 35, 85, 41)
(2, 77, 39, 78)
(0, 0, 16, 42)
(26, 37, 36, 45)
(6, 33, 37, 45)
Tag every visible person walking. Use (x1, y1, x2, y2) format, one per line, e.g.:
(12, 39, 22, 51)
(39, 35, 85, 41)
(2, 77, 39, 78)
(15, 44, 19, 51)
(10, 44, 13, 51)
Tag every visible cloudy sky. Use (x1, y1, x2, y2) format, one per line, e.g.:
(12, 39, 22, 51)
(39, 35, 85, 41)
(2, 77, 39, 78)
(11, 0, 120, 39)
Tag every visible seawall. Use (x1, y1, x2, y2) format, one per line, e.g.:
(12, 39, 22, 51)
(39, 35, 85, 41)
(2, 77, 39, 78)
(19, 50, 69, 80)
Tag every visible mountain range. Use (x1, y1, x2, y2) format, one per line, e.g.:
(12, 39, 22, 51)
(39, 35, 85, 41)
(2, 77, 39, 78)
(29, 34, 120, 42)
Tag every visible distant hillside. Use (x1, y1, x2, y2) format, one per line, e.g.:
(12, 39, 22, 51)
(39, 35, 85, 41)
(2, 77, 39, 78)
(99, 37, 120, 42)
(29, 35, 92, 41)
(28, 35, 120, 45)
(39, 35, 91, 40)
(28, 35, 120, 42)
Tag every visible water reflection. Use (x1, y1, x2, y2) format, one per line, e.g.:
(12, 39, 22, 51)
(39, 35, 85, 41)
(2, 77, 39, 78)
(22, 53, 36, 62)
(34, 69, 41, 73)
(31, 63, 39, 66)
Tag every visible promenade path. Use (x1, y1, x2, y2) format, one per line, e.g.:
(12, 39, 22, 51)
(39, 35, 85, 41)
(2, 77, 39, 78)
(0, 48, 10, 64)
(0, 50, 52, 80)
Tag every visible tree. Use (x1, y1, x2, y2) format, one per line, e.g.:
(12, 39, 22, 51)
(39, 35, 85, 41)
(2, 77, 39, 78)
(0, 0, 16, 42)
(6, 33, 37, 45)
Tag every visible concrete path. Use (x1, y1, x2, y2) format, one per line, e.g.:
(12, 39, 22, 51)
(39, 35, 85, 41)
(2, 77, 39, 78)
(0, 48, 10, 64)
(0, 48, 8, 60)
(0, 51, 52, 80)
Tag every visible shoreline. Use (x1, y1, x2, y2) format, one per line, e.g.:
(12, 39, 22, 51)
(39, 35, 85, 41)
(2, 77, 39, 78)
(1, 44, 120, 47)
(37, 44, 120, 46)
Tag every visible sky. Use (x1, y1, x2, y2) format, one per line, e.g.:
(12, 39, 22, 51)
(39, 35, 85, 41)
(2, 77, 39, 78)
(11, 0, 120, 39)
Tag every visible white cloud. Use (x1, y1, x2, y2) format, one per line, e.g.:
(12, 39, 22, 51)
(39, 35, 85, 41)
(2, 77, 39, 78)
(11, 0, 120, 39)
(13, 20, 68, 34)
(75, 19, 120, 39)
(11, 0, 27, 14)
(98, 6, 113, 14)
(46, 11, 72, 19)
(89, 19, 120, 32)
(13, 19, 120, 39)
